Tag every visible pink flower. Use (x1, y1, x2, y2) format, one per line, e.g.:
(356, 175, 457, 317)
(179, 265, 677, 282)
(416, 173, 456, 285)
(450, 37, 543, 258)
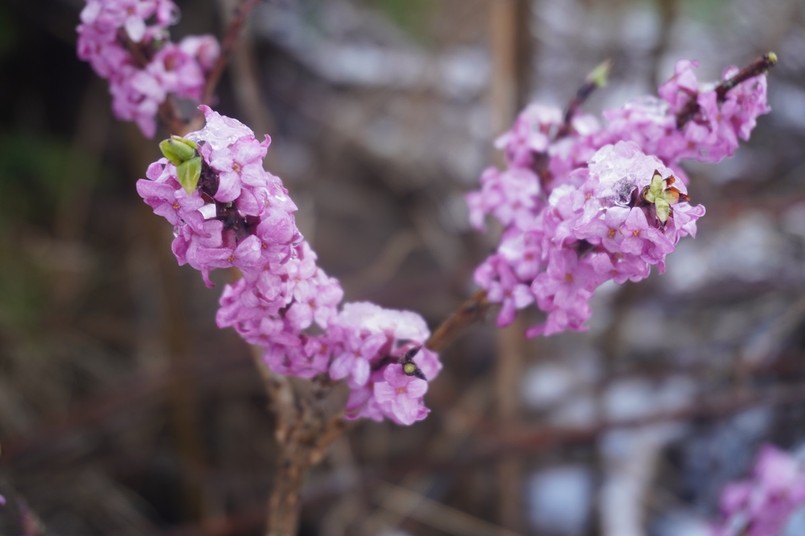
(658, 59, 700, 113)
(620, 207, 674, 262)
(478, 255, 534, 327)
(531, 249, 598, 335)
(712, 445, 805, 536)
(179, 36, 220, 71)
(374, 365, 429, 425)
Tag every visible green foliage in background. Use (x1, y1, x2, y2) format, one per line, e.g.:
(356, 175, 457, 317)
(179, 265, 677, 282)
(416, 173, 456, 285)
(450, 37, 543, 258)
(0, 132, 95, 331)
(365, 0, 434, 40)
(0, 4, 17, 60)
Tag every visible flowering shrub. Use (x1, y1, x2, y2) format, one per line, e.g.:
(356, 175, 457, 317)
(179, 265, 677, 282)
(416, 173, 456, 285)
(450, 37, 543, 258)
(467, 59, 772, 337)
(76, 0, 775, 426)
(713, 445, 805, 536)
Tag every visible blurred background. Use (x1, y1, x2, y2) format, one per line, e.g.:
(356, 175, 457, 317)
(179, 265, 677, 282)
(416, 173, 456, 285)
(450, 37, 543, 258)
(1, 0, 804, 534)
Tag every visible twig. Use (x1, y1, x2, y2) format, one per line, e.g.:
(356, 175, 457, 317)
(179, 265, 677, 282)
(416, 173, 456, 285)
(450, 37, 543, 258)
(249, 332, 349, 536)
(202, 0, 262, 106)
(377, 482, 522, 536)
(19, 499, 45, 536)
(676, 52, 777, 129)
(715, 52, 777, 101)
(356, 380, 805, 483)
(556, 59, 611, 139)
(472, 379, 805, 464)
(263, 374, 349, 536)
(216, 0, 276, 137)
(535, 60, 609, 186)
(425, 290, 490, 352)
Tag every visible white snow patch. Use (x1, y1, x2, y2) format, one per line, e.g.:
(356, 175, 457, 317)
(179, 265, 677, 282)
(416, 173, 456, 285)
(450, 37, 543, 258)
(527, 466, 593, 535)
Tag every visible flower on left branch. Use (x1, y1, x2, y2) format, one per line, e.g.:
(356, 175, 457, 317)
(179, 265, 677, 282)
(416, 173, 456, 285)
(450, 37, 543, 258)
(137, 106, 443, 426)
(77, 0, 220, 137)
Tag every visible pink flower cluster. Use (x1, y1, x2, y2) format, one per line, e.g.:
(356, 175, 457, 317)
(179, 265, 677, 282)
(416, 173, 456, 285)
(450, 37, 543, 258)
(597, 59, 771, 165)
(468, 59, 771, 337)
(137, 106, 440, 425)
(712, 445, 805, 536)
(77, 0, 219, 137)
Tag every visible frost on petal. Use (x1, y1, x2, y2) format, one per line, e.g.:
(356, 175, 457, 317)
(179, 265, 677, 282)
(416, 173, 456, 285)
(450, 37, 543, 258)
(189, 105, 255, 150)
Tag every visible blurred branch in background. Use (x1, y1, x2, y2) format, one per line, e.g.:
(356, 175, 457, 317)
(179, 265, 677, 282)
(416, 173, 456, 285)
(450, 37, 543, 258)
(489, 0, 531, 532)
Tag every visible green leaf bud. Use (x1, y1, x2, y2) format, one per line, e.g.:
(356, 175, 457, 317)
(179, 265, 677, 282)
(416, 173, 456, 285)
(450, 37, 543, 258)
(177, 156, 202, 194)
(159, 136, 199, 166)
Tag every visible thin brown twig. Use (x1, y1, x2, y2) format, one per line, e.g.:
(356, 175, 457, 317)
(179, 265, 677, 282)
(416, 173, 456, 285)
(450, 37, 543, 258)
(425, 290, 491, 353)
(354, 379, 805, 484)
(128, 0, 265, 137)
(475, 380, 805, 465)
(676, 52, 777, 128)
(244, 323, 351, 536)
(556, 59, 611, 139)
(161, 377, 805, 535)
(202, 0, 262, 106)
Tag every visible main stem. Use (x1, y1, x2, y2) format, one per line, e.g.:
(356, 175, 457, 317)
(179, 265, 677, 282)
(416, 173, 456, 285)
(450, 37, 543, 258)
(265, 412, 347, 536)
(256, 360, 346, 536)
(266, 446, 310, 535)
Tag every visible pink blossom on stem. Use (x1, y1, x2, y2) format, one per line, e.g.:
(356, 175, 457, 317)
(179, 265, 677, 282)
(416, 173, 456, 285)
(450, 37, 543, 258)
(596, 59, 771, 165)
(374, 365, 429, 426)
(712, 445, 805, 536)
(77, 0, 220, 137)
(470, 139, 705, 337)
(468, 56, 772, 337)
(137, 106, 441, 425)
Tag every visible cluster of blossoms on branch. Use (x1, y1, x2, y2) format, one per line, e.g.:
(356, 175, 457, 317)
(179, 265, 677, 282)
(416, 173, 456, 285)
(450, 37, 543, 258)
(712, 444, 805, 536)
(75, 0, 775, 428)
(467, 58, 772, 336)
(137, 106, 441, 425)
(77, 0, 220, 137)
